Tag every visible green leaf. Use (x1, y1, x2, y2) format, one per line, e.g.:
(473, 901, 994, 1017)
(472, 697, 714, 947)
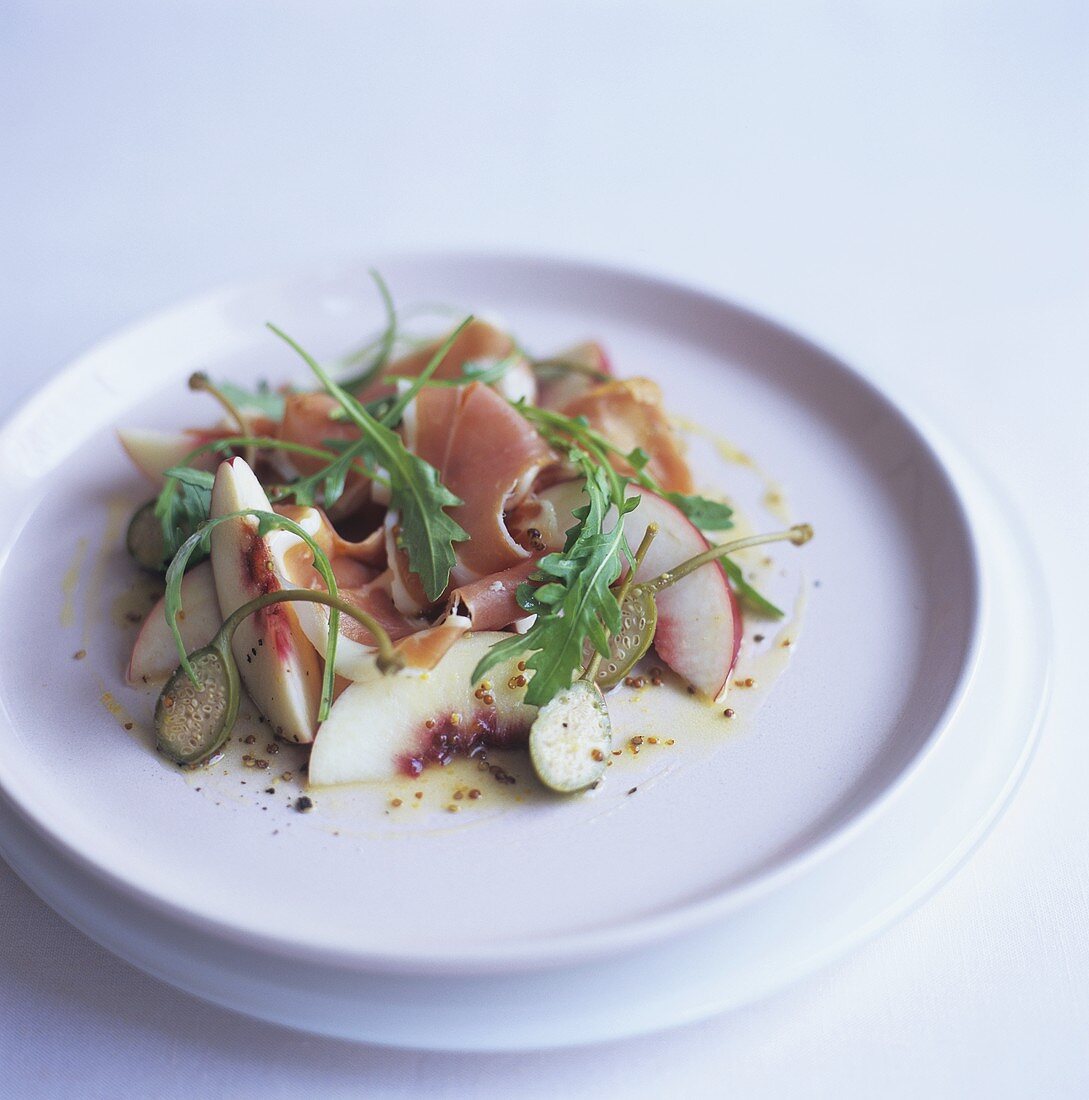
(336, 270, 398, 392)
(379, 316, 474, 427)
(268, 323, 469, 601)
(719, 558, 784, 618)
(152, 435, 352, 556)
(530, 355, 610, 384)
(268, 436, 378, 510)
(163, 466, 215, 492)
(155, 468, 213, 560)
(627, 446, 650, 471)
(511, 403, 792, 616)
(217, 380, 286, 420)
(665, 492, 734, 530)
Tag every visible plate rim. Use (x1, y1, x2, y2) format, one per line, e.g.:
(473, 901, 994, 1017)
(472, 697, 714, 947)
(0, 249, 991, 974)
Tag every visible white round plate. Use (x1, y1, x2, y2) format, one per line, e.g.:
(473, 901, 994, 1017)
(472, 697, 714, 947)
(0, 254, 1048, 1049)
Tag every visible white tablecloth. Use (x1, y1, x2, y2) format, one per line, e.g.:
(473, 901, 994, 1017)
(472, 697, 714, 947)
(1, 3, 1086, 1095)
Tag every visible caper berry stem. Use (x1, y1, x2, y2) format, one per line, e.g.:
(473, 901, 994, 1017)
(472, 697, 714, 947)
(643, 523, 813, 594)
(216, 588, 405, 674)
(189, 371, 255, 465)
(618, 522, 660, 602)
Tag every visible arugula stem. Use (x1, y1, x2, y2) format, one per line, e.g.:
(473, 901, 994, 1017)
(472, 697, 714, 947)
(379, 315, 474, 427)
(189, 373, 255, 466)
(155, 434, 381, 532)
(517, 404, 628, 507)
(619, 523, 659, 599)
(379, 351, 519, 391)
(164, 508, 344, 720)
(176, 434, 341, 469)
(217, 589, 403, 674)
(337, 270, 399, 390)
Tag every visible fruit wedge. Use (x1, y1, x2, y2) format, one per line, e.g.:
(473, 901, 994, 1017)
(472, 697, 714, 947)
(127, 561, 222, 684)
(309, 632, 536, 785)
(536, 341, 612, 410)
(623, 492, 741, 699)
(208, 457, 323, 742)
(538, 484, 741, 698)
(118, 428, 218, 485)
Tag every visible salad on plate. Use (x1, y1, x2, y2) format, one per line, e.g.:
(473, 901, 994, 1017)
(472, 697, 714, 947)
(119, 276, 811, 795)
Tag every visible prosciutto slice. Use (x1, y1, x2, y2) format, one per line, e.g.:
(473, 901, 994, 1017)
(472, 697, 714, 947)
(278, 393, 363, 475)
(356, 319, 535, 406)
(384, 509, 433, 616)
(277, 392, 378, 527)
(413, 381, 555, 582)
(561, 377, 694, 495)
(386, 319, 516, 382)
(392, 616, 471, 669)
(333, 576, 469, 670)
(274, 505, 386, 573)
(272, 506, 413, 647)
(327, 574, 469, 671)
(338, 574, 417, 645)
(536, 340, 612, 411)
(445, 557, 543, 631)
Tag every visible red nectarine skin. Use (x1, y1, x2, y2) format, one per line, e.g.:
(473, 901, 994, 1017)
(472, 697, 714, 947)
(398, 707, 531, 777)
(626, 492, 739, 699)
(241, 527, 277, 595)
(649, 567, 742, 698)
(240, 526, 295, 662)
(727, 577, 743, 670)
(261, 605, 296, 664)
(594, 342, 614, 377)
(648, 523, 813, 694)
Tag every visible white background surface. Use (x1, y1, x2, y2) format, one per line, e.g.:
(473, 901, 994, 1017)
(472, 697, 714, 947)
(1, 2, 1086, 1096)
